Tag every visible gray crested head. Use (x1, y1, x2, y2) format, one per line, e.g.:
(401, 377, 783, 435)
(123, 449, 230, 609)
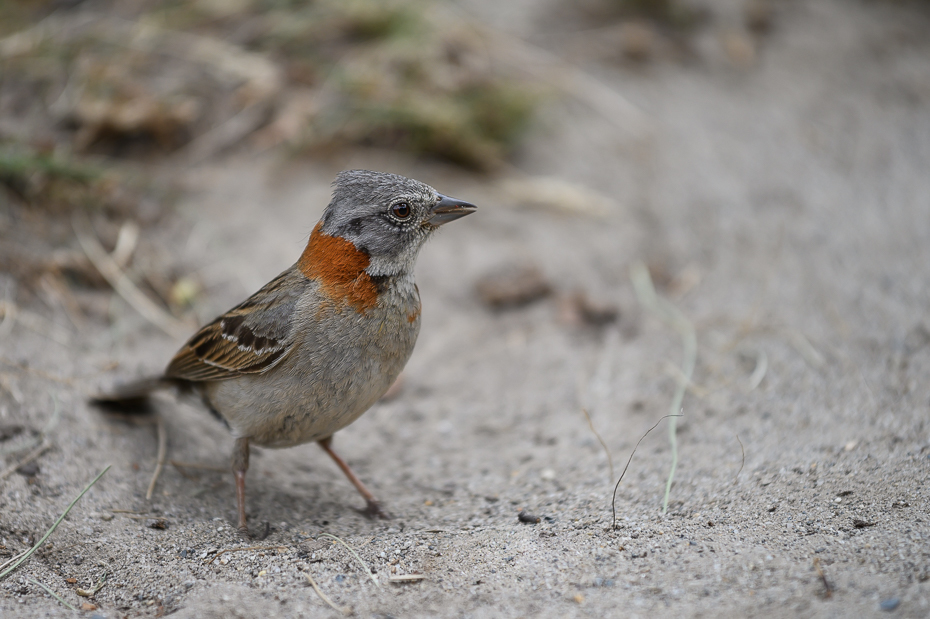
(320, 170, 476, 276)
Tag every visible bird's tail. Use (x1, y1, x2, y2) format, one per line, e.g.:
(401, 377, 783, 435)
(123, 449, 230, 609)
(89, 376, 173, 414)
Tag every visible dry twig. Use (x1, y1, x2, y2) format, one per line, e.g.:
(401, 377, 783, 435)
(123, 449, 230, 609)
(73, 212, 189, 340)
(145, 416, 167, 500)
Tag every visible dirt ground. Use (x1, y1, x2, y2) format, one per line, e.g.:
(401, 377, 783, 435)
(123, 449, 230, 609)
(2, 0, 930, 617)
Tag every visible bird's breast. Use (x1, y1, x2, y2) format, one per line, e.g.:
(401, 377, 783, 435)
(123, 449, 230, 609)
(206, 274, 421, 447)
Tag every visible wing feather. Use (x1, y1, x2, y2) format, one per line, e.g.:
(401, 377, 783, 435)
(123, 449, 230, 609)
(165, 267, 307, 382)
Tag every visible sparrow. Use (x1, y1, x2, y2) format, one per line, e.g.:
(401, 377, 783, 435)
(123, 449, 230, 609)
(93, 170, 476, 536)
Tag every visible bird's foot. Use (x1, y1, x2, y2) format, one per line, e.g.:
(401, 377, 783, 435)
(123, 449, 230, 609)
(362, 499, 391, 520)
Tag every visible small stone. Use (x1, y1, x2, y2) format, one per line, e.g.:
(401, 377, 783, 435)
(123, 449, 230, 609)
(844, 441, 857, 451)
(879, 598, 900, 611)
(476, 265, 551, 309)
(16, 462, 39, 477)
(540, 469, 556, 481)
(558, 292, 619, 328)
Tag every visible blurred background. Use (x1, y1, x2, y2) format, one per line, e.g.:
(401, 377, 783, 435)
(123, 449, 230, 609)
(1, 0, 930, 616)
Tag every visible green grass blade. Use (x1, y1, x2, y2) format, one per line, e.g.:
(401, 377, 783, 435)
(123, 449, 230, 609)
(0, 465, 111, 581)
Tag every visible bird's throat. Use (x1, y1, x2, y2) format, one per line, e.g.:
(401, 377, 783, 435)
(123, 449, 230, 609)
(298, 222, 379, 312)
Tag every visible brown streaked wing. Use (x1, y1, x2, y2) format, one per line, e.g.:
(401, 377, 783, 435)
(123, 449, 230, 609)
(165, 267, 307, 382)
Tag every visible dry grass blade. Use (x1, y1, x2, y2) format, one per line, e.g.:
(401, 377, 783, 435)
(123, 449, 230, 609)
(582, 408, 614, 483)
(0, 356, 75, 386)
(735, 435, 745, 484)
(0, 548, 30, 575)
(305, 570, 349, 615)
(72, 212, 189, 340)
(389, 574, 426, 583)
(320, 533, 379, 587)
(27, 577, 77, 611)
(748, 349, 768, 391)
(75, 572, 106, 597)
(610, 415, 682, 529)
(202, 545, 287, 565)
(786, 330, 825, 369)
(146, 416, 167, 500)
(631, 260, 696, 515)
(0, 465, 111, 580)
(814, 557, 833, 598)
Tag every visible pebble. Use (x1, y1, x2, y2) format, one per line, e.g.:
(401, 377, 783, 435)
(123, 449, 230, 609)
(879, 598, 900, 611)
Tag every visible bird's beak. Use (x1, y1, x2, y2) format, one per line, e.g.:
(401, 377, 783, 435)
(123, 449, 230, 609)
(427, 194, 477, 226)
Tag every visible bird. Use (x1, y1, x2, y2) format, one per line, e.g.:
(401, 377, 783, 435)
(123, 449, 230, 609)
(93, 170, 476, 536)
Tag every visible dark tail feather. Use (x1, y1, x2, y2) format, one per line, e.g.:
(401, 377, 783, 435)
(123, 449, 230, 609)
(90, 376, 172, 414)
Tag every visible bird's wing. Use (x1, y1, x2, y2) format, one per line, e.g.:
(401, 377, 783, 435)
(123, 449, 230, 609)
(165, 267, 308, 382)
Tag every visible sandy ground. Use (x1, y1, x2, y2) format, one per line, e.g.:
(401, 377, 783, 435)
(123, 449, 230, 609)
(2, 0, 930, 616)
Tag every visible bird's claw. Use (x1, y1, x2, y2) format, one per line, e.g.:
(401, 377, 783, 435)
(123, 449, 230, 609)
(363, 499, 391, 520)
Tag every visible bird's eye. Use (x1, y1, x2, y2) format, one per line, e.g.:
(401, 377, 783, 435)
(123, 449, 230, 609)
(391, 202, 411, 220)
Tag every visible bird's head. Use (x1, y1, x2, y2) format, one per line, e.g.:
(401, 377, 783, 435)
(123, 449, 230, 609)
(318, 170, 477, 277)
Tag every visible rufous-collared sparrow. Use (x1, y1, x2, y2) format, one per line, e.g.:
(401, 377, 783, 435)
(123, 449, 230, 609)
(94, 170, 476, 536)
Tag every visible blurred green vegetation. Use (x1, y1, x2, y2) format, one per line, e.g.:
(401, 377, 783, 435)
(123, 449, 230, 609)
(605, 0, 703, 29)
(0, 0, 540, 170)
(0, 146, 100, 211)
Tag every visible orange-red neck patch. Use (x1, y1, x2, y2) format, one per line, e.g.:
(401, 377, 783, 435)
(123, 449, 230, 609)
(298, 222, 379, 312)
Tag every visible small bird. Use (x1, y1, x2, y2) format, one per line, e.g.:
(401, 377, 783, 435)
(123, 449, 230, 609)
(94, 170, 476, 535)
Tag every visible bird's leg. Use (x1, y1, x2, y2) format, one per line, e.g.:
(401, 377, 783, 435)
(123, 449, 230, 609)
(231, 437, 251, 537)
(317, 436, 390, 520)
